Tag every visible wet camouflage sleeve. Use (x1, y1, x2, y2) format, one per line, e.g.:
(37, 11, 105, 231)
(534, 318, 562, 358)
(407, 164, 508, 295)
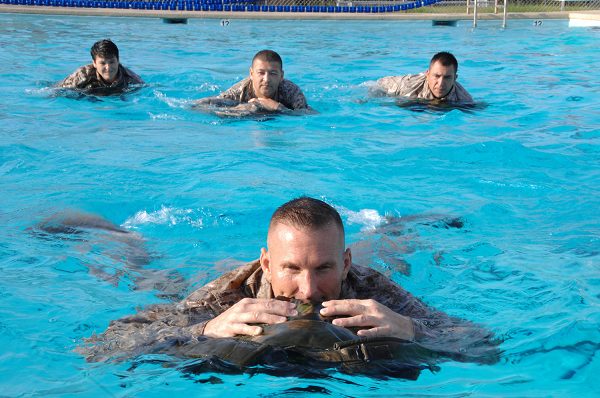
(78, 262, 263, 362)
(344, 265, 499, 363)
(121, 65, 144, 85)
(376, 73, 474, 103)
(447, 81, 473, 103)
(217, 79, 248, 102)
(76, 303, 213, 362)
(57, 64, 96, 89)
(376, 74, 429, 98)
(278, 79, 308, 110)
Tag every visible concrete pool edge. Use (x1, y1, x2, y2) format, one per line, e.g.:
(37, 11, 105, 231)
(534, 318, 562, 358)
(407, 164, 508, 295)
(0, 5, 574, 20)
(569, 10, 600, 26)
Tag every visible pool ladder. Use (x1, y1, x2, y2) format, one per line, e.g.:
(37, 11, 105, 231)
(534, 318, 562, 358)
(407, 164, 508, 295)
(466, 0, 509, 28)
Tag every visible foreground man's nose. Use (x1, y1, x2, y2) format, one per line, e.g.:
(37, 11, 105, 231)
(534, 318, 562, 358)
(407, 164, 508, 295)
(298, 273, 318, 301)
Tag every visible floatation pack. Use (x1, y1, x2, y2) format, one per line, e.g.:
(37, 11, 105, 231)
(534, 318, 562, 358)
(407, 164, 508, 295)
(172, 301, 440, 379)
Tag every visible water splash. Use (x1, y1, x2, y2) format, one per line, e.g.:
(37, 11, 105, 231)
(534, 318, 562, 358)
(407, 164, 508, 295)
(153, 90, 194, 109)
(338, 207, 385, 232)
(122, 206, 233, 229)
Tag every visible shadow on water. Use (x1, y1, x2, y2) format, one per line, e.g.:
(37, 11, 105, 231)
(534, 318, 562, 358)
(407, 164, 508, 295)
(28, 210, 189, 300)
(351, 214, 466, 277)
(391, 98, 489, 114)
(39, 80, 145, 102)
(126, 347, 434, 383)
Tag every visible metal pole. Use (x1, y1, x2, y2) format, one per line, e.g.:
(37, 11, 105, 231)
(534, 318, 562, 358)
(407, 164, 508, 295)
(494, 0, 498, 14)
(502, 0, 508, 28)
(473, 0, 478, 28)
(467, 0, 471, 15)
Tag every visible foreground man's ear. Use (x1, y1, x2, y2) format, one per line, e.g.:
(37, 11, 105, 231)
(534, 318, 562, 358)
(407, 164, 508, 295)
(342, 248, 352, 279)
(260, 247, 271, 282)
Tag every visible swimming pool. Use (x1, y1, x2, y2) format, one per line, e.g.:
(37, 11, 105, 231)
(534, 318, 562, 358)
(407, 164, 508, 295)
(1, 13, 599, 396)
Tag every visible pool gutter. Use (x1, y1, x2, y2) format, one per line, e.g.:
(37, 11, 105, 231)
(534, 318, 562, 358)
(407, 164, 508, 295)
(0, 5, 572, 20)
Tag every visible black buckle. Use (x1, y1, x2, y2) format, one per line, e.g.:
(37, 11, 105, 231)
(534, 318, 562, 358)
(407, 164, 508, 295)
(334, 339, 395, 363)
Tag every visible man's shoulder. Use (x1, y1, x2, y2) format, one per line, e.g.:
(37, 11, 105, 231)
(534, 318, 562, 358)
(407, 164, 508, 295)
(58, 64, 96, 88)
(182, 260, 261, 308)
(279, 78, 305, 95)
(278, 79, 308, 109)
(77, 64, 96, 75)
(345, 263, 414, 307)
(346, 263, 399, 294)
(120, 65, 144, 84)
(377, 73, 424, 83)
(225, 78, 251, 93)
(218, 78, 251, 100)
(348, 263, 394, 283)
(450, 81, 474, 103)
(376, 73, 426, 97)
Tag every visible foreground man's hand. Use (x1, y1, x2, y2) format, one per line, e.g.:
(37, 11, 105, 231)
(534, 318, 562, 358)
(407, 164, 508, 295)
(201, 298, 297, 338)
(320, 299, 415, 341)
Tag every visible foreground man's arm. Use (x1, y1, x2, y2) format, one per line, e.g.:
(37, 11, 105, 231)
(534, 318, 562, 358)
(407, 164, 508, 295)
(322, 296, 500, 365)
(318, 264, 501, 364)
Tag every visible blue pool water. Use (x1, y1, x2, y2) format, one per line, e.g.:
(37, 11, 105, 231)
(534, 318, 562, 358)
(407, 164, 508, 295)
(1, 13, 599, 396)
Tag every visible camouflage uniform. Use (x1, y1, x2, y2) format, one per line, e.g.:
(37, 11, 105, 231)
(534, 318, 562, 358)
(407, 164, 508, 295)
(218, 78, 308, 110)
(57, 64, 144, 95)
(376, 73, 473, 103)
(80, 260, 498, 364)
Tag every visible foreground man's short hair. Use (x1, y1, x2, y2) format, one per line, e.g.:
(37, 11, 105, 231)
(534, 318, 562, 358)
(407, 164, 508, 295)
(269, 197, 344, 234)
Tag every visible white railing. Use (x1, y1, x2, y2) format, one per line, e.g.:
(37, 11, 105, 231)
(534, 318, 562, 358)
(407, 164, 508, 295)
(469, 0, 509, 28)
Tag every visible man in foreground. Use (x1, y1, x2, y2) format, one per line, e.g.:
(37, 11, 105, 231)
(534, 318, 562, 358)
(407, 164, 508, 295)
(195, 49, 308, 115)
(81, 197, 498, 367)
(57, 39, 144, 95)
(373, 52, 473, 103)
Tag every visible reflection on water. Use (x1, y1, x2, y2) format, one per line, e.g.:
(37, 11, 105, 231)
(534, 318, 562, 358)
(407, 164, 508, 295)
(50, 85, 144, 100)
(394, 98, 489, 113)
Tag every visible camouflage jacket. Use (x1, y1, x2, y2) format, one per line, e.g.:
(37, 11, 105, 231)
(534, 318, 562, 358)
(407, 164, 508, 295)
(376, 73, 473, 103)
(182, 260, 441, 338)
(81, 260, 498, 363)
(218, 78, 308, 110)
(57, 64, 144, 95)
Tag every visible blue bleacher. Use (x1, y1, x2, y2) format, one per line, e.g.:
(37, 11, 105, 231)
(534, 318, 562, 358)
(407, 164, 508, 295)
(12, 0, 431, 15)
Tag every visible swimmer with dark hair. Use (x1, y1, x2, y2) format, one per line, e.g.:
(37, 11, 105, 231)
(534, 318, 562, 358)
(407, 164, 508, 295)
(195, 49, 310, 117)
(56, 39, 144, 96)
(372, 51, 473, 103)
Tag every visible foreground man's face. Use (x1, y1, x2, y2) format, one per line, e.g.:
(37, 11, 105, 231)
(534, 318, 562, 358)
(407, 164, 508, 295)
(93, 56, 119, 83)
(261, 222, 351, 302)
(426, 61, 456, 99)
(250, 59, 284, 99)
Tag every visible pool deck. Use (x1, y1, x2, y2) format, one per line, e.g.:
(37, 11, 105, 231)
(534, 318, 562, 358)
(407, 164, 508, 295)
(0, 5, 576, 20)
(568, 9, 600, 26)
